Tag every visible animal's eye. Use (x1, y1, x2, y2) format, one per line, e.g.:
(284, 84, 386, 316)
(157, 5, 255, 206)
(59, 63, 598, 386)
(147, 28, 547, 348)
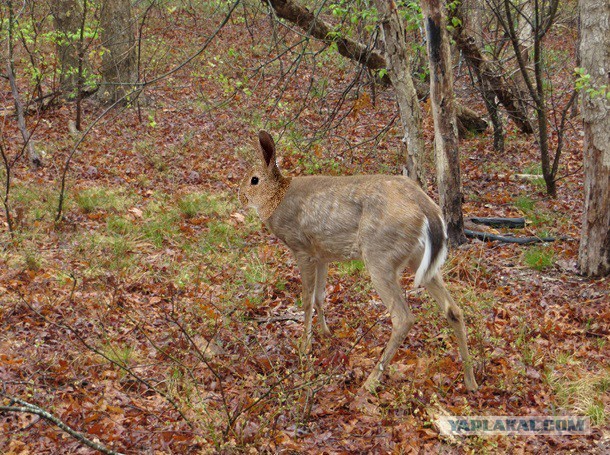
(251, 176, 259, 185)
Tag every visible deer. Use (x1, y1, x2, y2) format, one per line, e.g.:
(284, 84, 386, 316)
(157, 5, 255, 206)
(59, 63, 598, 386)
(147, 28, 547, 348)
(239, 130, 478, 392)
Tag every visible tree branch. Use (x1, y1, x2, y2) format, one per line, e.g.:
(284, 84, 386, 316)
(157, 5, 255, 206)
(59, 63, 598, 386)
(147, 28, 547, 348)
(0, 396, 124, 455)
(263, 0, 386, 70)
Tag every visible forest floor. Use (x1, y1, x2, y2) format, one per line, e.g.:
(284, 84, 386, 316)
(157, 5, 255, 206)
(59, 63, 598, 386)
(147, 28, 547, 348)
(1, 3, 608, 454)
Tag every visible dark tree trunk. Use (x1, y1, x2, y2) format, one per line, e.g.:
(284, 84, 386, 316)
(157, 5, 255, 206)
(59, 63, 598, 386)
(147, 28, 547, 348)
(495, 0, 561, 197)
(97, 0, 137, 103)
(421, 0, 466, 246)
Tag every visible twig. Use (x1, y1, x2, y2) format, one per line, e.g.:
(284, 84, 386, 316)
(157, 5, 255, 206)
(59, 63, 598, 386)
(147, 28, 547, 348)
(15, 292, 195, 429)
(0, 395, 124, 455)
(0, 141, 14, 238)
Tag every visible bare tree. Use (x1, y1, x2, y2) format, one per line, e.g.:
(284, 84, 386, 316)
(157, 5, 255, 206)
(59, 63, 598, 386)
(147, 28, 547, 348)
(488, 0, 577, 197)
(450, 3, 534, 138)
(421, 0, 466, 245)
(578, 0, 610, 277)
(262, 0, 387, 71)
(261, 0, 487, 149)
(374, 0, 426, 186)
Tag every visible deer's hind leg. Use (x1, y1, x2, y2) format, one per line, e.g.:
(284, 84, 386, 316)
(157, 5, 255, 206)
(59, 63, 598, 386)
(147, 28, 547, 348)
(424, 273, 478, 391)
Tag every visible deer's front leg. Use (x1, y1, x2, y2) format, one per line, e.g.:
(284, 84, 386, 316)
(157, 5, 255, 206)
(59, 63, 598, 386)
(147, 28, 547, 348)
(296, 255, 317, 354)
(314, 262, 331, 336)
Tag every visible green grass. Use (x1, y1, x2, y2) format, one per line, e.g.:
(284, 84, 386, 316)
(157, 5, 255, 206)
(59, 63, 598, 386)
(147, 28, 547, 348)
(102, 343, 138, 375)
(547, 368, 610, 426)
(142, 215, 179, 248)
(177, 193, 210, 218)
(514, 195, 536, 213)
(513, 194, 555, 229)
(523, 246, 555, 271)
(8, 182, 57, 225)
(76, 232, 139, 273)
(243, 255, 272, 284)
(107, 215, 135, 235)
(521, 163, 546, 189)
(75, 186, 131, 213)
(335, 260, 365, 276)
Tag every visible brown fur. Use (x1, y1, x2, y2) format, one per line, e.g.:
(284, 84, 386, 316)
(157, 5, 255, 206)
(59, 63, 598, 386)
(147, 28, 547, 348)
(239, 131, 478, 392)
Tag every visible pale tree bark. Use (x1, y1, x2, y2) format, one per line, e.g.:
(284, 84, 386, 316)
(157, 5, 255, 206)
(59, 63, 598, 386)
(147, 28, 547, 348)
(514, 0, 534, 121)
(373, 0, 425, 186)
(578, 0, 610, 277)
(517, 0, 534, 63)
(421, 0, 466, 245)
(49, 0, 84, 98)
(97, 0, 137, 103)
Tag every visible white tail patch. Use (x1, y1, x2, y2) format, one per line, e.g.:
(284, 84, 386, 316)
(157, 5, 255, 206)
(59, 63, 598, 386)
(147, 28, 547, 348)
(414, 218, 432, 287)
(413, 216, 448, 287)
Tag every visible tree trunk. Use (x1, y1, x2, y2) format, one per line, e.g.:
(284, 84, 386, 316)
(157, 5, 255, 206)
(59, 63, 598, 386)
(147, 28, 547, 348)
(456, 104, 490, 136)
(517, 0, 535, 63)
(50, 0, 84, 98)
(97, 0, 137, 103)
(6, 0, 42, 168)
(533, 12, 555, 197)
(578, 0, 610, 277)
(421, 0, 466, 246)
(498, 0, 561, 196)
(373, 0, 426, 186)
(462, 0, 483, 48)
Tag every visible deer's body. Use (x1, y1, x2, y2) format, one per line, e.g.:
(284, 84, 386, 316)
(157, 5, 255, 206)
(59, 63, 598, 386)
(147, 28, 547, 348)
(268, 175, 444, 280)
(239, 131, 478, 392)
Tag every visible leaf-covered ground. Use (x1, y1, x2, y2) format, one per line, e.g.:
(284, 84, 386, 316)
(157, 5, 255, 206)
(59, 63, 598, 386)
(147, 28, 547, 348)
(1, 3, 608, 454)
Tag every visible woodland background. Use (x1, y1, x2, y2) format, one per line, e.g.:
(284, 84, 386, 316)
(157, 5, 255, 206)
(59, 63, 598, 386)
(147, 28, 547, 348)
(0, 0, 608, 453)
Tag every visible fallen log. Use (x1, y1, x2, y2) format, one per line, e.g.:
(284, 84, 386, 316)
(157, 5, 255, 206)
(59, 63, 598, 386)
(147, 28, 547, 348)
(468, 217, 526, 229)
(465, 229, 555, 244)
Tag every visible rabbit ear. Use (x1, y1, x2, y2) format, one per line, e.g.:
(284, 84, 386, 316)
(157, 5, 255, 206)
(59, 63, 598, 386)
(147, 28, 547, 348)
(258, 130, 276, 169)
